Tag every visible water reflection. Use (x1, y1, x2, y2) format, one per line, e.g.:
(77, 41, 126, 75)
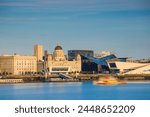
(0, 82, 150, 100)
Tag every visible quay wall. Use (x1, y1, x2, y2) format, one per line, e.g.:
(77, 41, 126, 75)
(116, 74, 150, 80)
(0, 74, 150, 84)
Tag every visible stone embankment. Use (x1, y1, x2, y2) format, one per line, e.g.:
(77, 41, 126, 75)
(0, 74, 150, 84)
(116, 74, 150, 80)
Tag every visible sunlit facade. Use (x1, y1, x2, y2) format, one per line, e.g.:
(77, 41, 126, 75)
(44, 45, 81, 74)
(108, 61, 150, 74)
(0, 55, 37, 75)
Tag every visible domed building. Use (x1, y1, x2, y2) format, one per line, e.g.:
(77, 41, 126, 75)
(53, 45, 66, 61)
(44, 45, 81, 74)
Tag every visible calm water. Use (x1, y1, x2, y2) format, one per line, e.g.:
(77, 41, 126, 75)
(0, 82, 150, 100)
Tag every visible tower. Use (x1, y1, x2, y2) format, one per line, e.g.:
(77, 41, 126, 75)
(53, 45, 66, 61)
(76, 54, 81, 61)
(34, 44, 43, 61)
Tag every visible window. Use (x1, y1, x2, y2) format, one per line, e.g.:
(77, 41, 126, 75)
(52, 67, 68, 71)
(144, 69, 150, 72)
(109, 63, 117, 68)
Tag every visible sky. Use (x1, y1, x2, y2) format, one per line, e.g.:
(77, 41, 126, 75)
(0, 0, 150, 59)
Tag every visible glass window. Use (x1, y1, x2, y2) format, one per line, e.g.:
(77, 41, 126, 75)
(109, 63, 117, 68)
(52, 67, 68, 71)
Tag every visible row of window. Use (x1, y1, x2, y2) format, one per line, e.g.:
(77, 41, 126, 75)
(16, 65, 35, 67)
(17, 63, 35, 65)
(17, 68, 35, 71)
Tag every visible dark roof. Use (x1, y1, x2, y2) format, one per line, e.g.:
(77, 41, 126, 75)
(55, 45, 62, 50)
(81, 54, 117, 66)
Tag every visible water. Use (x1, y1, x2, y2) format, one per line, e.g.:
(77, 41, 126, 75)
(0, 82, 150, 100)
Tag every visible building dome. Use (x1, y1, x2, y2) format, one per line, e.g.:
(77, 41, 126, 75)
(53, 45, 66, 61)
(55, 45, 62, 50)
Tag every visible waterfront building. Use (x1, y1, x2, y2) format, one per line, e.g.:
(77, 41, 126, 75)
(44, 45, 81, 74)
(34, 44, 43, 61)
(107, 61, 150, 74)
(68, 50, 118, 73)
(68, 50, 94, 61)
(81, 54, 117, 73)
(0, 55, 37, 75)
(68, 50, 96, 73)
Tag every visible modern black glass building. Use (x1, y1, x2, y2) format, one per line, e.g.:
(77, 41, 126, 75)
(68, 50, 94, 61)
(68, 50, 117, 73)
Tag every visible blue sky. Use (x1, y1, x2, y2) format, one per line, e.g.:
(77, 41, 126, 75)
(0, 0, 150, 59)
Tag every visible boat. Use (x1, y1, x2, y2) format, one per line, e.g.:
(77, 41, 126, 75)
(93, 75, 127, 85)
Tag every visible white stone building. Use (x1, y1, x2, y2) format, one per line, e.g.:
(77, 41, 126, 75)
(44, 45, 81, 74)
(108, 61, 150, 74)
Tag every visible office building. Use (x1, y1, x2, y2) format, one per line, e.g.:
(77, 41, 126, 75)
(68, 50, 94, 61)
(0, 55, 37, 75)
(44, 45, 81, 74)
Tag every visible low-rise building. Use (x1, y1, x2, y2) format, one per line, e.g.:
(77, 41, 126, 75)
(107, 61, 150, 74)
(0, 55, 37, 75)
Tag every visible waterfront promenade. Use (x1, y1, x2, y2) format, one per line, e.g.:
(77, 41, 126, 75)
(0, 73, 150, 84)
